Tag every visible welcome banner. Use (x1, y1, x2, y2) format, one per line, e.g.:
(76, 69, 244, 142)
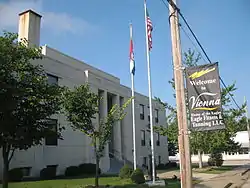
(185, 62, 225, 131)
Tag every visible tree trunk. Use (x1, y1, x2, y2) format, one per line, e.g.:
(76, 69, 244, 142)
(95, 155, 100, 188)
(198, 150, 203, 169)
(94, 136, 99, 188)
(2, 146, 10, 188)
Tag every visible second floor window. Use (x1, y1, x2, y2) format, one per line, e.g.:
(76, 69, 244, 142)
(148, 106, 150, 121)
(156, 133, 160, 146)
(155, 109, 159, 123)
(139, 104, 144, 120)
(47, 74, 58, 85)
(45, 119, 58, 146)
(141, 130, 145, 146)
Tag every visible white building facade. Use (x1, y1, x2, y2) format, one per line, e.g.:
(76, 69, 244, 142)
(0, 10, 168, 178)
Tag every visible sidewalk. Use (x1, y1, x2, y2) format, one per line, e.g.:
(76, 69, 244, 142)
(242, 178, 250, 188)
(158, 170, 217, 182)
(195, 166, 250, 188)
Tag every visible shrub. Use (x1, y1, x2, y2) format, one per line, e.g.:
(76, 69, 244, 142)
(40, 167, 57, 180)
(215, 159, 223, 167)
(8, 168, 23, 182)
(208, 152, 224, 167)
(119, 164, 133, 179)
(65, 166, 80, 177)
(131, 168, 145, 184)
(207, 157, 215, 166)
(78, 163, 101, 175)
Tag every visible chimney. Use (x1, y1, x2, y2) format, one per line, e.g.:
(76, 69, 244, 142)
(18, 9, 42, 47)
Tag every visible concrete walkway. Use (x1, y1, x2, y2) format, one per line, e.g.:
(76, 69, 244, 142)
(157, 166, 250, 188)
(157, 170, 217, 182)
(242, 178, 250, 188)
(195, 166, 250, 188)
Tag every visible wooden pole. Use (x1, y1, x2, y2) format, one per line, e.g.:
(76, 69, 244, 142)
(168, 0, 192, 187)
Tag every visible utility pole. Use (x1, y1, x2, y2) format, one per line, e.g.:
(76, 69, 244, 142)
(168, 0, 192, 188)
(244, 97, 250, 157)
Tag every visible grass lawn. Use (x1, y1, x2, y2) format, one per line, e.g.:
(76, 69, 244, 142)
(0, 177, 181, 188)
(192, 166, 234, 174)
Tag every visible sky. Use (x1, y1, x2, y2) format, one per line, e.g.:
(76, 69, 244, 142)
(0, 0, 250, 112)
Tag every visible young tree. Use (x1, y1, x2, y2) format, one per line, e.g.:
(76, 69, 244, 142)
(63, 85, 131, 187)
(0, 32, 65, 188)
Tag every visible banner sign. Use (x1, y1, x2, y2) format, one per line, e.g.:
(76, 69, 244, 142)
(185, 62, 225, 131)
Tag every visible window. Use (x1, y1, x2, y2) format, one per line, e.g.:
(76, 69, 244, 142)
(46, 165, 57, 175)
(158, 156, 161, 164)
(47, 74, 58, 85)
(20, 167, 31, 177)
(45, 119, 58, 146)
(155, 109, 159, 123)
(139, 104, 144, 120)
(156, 133, 160, 146)
(141, 130, 145, 146)
(148, 106, 150, 121)
(143, 157, 147, 166)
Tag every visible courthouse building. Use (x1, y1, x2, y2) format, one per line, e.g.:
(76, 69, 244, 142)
(0, 10, 168, 177)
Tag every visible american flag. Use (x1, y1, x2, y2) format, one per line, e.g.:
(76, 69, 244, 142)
(146, 9, 153, 51)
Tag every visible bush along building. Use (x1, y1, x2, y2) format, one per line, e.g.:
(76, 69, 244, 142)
(0, 10, 169, 179)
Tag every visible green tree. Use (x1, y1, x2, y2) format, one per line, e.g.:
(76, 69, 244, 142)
(154, 97, 178, 155)
(154, 97, 178, 150)
(154, 48, 246, 168)
(63, 85, 131, 187)
(0, 32, 65, 188)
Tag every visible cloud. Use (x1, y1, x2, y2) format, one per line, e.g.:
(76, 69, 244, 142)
(0, 0, 95, 35)
(43, 12, 94, 35)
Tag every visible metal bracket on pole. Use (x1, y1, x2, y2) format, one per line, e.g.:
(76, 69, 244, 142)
(173, 65, 185, 71)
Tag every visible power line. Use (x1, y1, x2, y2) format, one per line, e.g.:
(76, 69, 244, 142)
(179, 24, 208, 63)
(160, 0, 241, 109)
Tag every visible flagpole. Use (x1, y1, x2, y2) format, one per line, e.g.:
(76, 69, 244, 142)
(130, 23, 137, 170)
(244, 96, 250, 157)
(144, 0, 155, 183)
